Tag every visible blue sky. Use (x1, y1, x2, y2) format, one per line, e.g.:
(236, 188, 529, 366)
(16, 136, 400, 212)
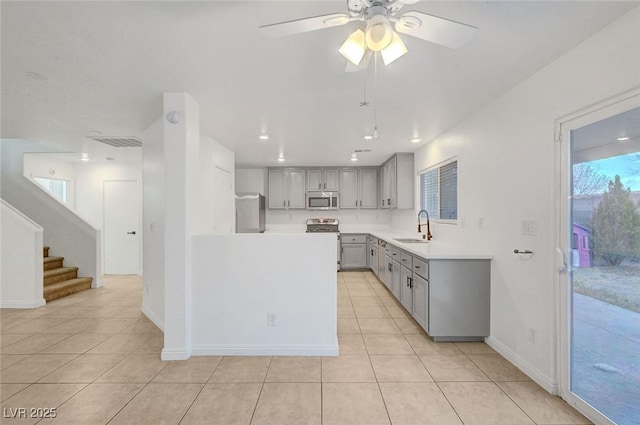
(589, 153, 640, 191)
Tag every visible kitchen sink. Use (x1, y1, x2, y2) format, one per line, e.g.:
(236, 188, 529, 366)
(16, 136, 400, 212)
(394, 238, 429, 244)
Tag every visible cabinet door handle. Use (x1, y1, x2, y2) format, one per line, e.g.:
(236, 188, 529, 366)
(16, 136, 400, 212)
(288, 200, 290, 207)
(318, 183, 321, 189)
(371, 249, 374, 256)
(415, 265, 419, 268)
(283, 200, 286, 207)
(324, 182, 326, 189)
(382, 200, 385, 206)
(388, 198, 391, 205)
(359, 200, 362, 207)
(356, 200, 358, 207)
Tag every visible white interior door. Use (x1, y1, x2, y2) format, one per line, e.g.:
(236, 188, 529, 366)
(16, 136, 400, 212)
(104, 180, 140, 274)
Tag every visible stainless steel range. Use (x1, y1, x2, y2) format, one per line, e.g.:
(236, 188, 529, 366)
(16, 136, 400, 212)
(306, 218, 341, 271)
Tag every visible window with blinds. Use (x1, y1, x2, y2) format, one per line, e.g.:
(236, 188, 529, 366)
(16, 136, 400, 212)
(419, 160, 457, 220)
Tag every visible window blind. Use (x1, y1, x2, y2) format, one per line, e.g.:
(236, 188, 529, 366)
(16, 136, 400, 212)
(439, 161, 457, 219)
(419, 160, 457, 220)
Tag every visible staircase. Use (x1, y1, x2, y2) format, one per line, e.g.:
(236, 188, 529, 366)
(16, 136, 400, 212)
(43, 246, 93, 302)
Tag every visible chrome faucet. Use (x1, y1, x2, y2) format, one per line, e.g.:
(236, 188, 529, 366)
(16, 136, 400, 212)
(417, 210, 433, 241)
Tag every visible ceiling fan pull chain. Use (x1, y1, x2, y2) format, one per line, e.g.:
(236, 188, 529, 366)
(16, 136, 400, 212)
(373, 52, 379, 137)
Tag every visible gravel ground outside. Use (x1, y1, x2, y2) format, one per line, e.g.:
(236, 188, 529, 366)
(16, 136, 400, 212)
(572, 259, 640, 313)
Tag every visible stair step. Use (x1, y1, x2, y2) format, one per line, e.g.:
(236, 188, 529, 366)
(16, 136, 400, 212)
(44, 267, 79, 286)
(43, 256, 64, 271)
(43, 246, 50, 258)
(44, 277, 92, 302)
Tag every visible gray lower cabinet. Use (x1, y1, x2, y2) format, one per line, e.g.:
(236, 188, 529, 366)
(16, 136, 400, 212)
(428, 260, 490, 341)
(369, 243, 378, 277)
(384, 255, 393, 289)
(391, 260, 401, 299)
(412, 274, 428, 330)
(341, 234, 368, 269)
(369, 235, 491, 342)
(400, 265, 413, 313)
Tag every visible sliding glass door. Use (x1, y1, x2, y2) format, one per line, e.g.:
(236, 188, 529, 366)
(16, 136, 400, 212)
(558, 92, 640, 425)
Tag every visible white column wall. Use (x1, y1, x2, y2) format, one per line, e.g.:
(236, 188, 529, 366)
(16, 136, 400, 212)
(391, 6, 640, 393)
(161, 93, 200, 360)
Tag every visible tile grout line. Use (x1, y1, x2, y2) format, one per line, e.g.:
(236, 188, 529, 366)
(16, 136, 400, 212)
(247, 355, 273, 425)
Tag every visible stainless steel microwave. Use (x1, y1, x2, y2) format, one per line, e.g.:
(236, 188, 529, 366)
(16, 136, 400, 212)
(306, 192, 339, 210)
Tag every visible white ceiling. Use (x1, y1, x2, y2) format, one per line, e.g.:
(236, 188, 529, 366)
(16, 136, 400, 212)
(1, 1, 637, 167)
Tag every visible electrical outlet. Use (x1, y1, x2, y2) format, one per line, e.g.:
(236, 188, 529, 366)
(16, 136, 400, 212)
(267, 312, 277, 326)
(528, 328, 536, 344)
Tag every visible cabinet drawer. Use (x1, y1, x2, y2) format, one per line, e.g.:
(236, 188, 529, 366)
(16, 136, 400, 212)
(400, 252, 413, 268)
(391, 246, 401, 260)
(413, 257, 428, 279)
(342, 234, 367, 244)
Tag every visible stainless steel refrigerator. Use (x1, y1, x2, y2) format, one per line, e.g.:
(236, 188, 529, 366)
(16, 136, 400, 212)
(235, 193, 265, 233)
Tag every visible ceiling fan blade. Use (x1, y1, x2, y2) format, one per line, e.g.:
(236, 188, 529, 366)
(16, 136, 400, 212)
(259, 13, 351, 38)
(345, 49, 372, 73)
(395, 11, 477, 49)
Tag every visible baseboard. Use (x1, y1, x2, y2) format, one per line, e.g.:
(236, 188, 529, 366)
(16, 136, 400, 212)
(0, 298, 46, 309)
(161, 348, 191, 361)
(142, 304, 165, 332)
(91, 279, 103, 289)
(485, 336, 558, 394)
(191, 344, 339, 356)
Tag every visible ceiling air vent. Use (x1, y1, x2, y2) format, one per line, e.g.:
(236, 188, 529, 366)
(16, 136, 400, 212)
(89, 137, 142, 147)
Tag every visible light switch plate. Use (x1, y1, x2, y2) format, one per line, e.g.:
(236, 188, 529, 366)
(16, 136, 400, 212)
(521, 220, 539, 236)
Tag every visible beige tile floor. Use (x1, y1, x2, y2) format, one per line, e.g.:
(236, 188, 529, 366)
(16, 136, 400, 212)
(0, 272, 591, 425)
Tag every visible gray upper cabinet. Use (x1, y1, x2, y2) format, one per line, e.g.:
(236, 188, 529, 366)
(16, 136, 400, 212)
(340, 169, 358, 209)
(268, 168, 306, 209)
(379, 153, 414, 209)
(307, 169, 339, 191)
(307, 169, 322, 191)
(288, 169, 307, 209)
(359, 169, 378, 209)
(340, 168, 377, 209)
(268, 169, 287, 209)
(323, 169, 339, 191)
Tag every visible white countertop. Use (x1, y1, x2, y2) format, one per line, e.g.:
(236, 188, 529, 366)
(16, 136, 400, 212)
(363, 230, 493, 260)
(264, 226, 492, 260)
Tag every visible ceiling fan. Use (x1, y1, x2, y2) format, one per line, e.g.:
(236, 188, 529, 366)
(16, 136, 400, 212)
(259, 0, 478, 71)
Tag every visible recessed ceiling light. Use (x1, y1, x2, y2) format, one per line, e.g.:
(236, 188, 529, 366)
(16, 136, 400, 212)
(410, 137, 422, 143)
(350, 153, 358, 162)
(364, 135, 373, 140)
(617, 136, 630, 141)
(277, 155, 285, 162)
(259, 134, 270, 140)
(81, 153, 90, 162)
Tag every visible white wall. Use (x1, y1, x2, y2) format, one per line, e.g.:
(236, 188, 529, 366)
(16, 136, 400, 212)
(1, 140, 102, 288)
(0, 200, 45, 308)
(235, 168, 392, 231)
(23, 154, 76, 207)
(391, 6, 640, 393)
(74, 161, 143, 274)
(142, 117, 166, 331)
(191, 233, 337, 356)
(196, 137, 235, 234)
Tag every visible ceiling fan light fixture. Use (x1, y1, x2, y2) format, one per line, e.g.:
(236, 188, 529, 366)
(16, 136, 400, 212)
(381, 32, 408, 65)
(365, 14, 393, 51)
(339, 29, 366, 65)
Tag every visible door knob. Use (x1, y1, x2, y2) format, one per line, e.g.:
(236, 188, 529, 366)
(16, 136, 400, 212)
(127, 231, 136, 235)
